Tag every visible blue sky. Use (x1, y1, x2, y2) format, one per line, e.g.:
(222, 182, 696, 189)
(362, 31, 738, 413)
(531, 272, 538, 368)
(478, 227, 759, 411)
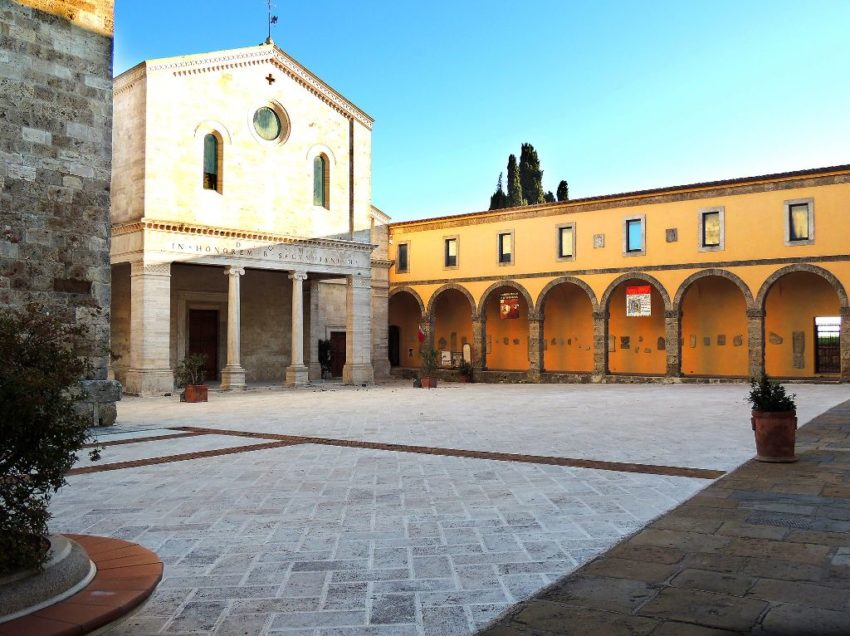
(114, 1, 850, 221)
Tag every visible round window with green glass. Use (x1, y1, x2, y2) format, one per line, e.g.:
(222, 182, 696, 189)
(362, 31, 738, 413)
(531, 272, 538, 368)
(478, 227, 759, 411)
(253, 106, 282, 141)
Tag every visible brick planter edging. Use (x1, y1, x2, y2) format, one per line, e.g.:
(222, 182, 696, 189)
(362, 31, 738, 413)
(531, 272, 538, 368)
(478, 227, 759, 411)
(0, 535, 163, 636)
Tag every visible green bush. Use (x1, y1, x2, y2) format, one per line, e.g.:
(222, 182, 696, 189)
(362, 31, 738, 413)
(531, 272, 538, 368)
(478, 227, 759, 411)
(174, 353, 208, 388)
(420, 345, 439, 377)
(747, 376, 796, 412)
(0, 306, 98, 574)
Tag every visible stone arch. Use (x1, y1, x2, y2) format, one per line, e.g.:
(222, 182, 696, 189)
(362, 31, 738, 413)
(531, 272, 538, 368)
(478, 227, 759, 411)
(674, 269, 756, 312)
(535, 276, 599, 317)
(426, 283, 477, 320)
(194, 119, 232, 144)
(389, 286, 425, 317)
(600, 272, 672, 312)
(477, 280, 536, 320)
(756, 264, 849, 310)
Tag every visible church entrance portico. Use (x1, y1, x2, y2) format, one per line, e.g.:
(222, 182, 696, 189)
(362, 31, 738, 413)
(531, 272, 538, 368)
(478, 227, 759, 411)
(111, 221, 376, 395)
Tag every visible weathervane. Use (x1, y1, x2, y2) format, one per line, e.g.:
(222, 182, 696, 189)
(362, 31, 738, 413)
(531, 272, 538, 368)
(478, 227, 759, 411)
(266, 0, 279, 44)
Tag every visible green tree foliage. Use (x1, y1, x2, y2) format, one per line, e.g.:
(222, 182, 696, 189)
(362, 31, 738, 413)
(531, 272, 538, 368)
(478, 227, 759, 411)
(557, 180, 569, 202)
(519, 143, 545, 205)
(506, 154, 524, 208)
(0, 306, 98, 574)
(489, 172, 508, 210)
(544, 191, 555, 203)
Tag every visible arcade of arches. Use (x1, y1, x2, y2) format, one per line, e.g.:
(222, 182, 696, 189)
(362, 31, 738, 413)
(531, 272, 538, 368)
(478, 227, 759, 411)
(388, 266, 850, 381)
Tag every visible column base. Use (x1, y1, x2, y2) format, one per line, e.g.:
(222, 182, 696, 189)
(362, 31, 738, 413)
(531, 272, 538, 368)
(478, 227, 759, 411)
(285, 365, 310, 387)
(343, 363, 374, 386)
(220, 366, 247, 391)
(308, 362, 322, 382)
(124, 368, 173, 397)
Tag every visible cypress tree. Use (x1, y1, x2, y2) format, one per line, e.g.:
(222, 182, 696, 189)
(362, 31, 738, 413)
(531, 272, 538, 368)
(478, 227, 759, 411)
(519, 143, 544, 205)
(489, 173, 508, 210)
(506, 154, 524, 207)
(557, 180, 569, 202)
(544, 191, 555, 203)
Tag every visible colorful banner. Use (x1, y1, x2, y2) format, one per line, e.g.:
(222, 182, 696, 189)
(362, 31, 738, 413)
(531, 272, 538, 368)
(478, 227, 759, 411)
(500, 292, 520, 320)
(626, 285, 651, 317)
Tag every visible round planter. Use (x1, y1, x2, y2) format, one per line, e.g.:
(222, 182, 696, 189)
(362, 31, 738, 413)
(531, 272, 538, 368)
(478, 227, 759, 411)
(751, 409, 798, 462)
(0, 534, 95, 623)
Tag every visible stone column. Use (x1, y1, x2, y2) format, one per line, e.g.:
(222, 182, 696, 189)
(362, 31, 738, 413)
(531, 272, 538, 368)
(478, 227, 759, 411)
(747, 309, 765, 380)
(592, 310, 608, 378)
(528, 313, 544, 381)
(286, 271, 310, 386)
(840, 307, 850, 381)
(125, 262, 173, 396)
(472, 315, 486, 370)
(343, 274, 375, 385)
(665, 309, 681, 378)
(220, 266, 246, 390)
(307, 280, 322, 381)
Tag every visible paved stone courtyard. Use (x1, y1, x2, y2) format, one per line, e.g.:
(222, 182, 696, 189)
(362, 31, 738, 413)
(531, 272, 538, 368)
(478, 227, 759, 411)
(50, 382, 849, 634)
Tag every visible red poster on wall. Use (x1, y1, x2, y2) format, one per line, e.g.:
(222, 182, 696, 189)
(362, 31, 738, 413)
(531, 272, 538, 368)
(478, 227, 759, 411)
(500, 292, 520, 320)
(626, 285, 651, 317)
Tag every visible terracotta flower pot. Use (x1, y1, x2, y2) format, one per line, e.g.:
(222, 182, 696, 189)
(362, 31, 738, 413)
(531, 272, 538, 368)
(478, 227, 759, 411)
(182, 384, 208, 403)
(751, 409, 797, 462)
(420, 377, 438, 389)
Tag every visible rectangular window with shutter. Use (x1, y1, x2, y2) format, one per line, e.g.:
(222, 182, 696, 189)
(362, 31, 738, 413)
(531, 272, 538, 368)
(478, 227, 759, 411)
(784, 199, 814, 245)
(444, 237, 458, 268)
(498, 232, 513, 264)
(557, 224, 575, 259)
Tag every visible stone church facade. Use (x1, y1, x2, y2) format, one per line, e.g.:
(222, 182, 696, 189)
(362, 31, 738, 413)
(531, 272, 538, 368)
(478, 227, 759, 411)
(109, 42, 390, 395)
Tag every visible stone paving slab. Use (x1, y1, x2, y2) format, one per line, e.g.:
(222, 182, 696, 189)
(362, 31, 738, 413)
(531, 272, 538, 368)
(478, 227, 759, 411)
(479, 399, 850, 635)
(50, 442, 706, 635)
(73, 433, 273, 468)
(110, 383, 849, 471)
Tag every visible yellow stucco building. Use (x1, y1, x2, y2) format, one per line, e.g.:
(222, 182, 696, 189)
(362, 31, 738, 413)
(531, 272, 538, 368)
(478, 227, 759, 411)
(387, 165, 850, 382)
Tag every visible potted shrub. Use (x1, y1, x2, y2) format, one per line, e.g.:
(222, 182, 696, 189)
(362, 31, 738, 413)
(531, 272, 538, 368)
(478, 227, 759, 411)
(0, 306, 100, 575)
(419, 345, 439, 389)
(747, 376, 798, 462)
(457, 359, 474, 383)
(175, 353, 208, 403)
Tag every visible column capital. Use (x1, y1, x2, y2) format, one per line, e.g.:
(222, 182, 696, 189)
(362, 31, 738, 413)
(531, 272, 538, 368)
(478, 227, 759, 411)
(348, 274, 371, 289)
(664, 310, 681, 320)
(130, 261, 171, 277)
(289, 270, 308, 282)
(747, 309, 765, 319)
(840, 306, 850, 318)
(224, 266, 245, 277)
(592, 311, 609, 321)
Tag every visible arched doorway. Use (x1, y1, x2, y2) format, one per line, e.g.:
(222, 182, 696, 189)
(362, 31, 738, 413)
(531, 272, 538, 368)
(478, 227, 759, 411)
(761, 269, 844, 377)
(677, 272, 752, 377)
(604, 276, 669, 375)
(479, 283, 532, 371)
(388, 289, 424, 368)
(538, 279, 595, 373)
(430, 286, 475, 369)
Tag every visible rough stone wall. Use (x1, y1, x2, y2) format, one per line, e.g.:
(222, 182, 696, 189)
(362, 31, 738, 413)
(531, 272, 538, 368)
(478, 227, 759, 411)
(0, 0, 120, 424)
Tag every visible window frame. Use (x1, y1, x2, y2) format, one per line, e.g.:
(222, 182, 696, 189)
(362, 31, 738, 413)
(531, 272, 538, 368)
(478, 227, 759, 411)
(784, 198, 815, 246)
(202, 132, 223, 194)
(556, 222, 576, 261)
(313, 154, 330, 209)
(622, 214, 646, 256)
(443, 235, 459, 269)
(698, 206, 725, 252)
(395, 241, 410, 274)
(497, 230, 514, 266)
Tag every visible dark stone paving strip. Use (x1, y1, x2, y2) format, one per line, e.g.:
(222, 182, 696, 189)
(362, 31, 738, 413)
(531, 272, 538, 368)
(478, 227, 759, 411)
(478, 399, 850, 635)
(68, 441, 299, 475)
(176, 426, 725, 480)
(84, 431, 205, 448)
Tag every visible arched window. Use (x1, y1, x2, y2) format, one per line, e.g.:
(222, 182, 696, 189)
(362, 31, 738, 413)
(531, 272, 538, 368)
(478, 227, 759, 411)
(313, 154, 329, 208)
(203, 133, 221, 192)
